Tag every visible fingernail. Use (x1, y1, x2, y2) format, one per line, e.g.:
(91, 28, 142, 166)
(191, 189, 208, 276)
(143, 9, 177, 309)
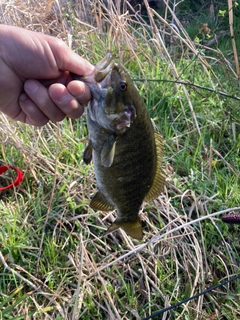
(68, 81, 87, 99)
(74, 82, 86, 99)
(25, 80, 39, 93)
(19, 92, 28, 102)
(50, 87, 68, 103)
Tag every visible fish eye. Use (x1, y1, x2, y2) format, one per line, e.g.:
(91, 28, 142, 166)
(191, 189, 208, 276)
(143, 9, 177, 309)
(119, 81, 127, 91)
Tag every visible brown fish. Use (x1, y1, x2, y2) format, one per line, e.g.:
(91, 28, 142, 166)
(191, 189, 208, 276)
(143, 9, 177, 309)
(71, 53, 165, 240)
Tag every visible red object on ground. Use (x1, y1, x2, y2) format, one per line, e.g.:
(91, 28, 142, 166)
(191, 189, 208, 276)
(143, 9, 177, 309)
(0, 165, 24, 191)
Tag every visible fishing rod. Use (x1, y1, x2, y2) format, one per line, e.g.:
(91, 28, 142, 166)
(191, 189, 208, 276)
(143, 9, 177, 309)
(142, 274, 240, 320)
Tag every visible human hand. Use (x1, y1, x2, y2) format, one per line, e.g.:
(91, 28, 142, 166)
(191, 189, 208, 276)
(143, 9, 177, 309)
(0, 25, 95, 126)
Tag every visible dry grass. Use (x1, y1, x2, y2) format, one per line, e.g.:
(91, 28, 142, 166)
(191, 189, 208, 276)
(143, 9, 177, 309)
(0, 1, 240, 319)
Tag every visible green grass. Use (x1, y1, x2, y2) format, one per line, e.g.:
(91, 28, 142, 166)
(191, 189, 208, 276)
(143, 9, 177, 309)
(0, 0, 240, 319)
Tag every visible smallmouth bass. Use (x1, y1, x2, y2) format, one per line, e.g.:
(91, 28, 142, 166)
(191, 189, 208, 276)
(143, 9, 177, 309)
(71, 53, 165, 240)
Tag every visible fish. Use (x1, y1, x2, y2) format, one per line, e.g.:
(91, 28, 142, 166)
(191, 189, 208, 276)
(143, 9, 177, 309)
(71, 53, 165, 240)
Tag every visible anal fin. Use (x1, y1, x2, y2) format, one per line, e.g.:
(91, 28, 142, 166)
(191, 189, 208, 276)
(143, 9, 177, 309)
(90, 191, 114, 212)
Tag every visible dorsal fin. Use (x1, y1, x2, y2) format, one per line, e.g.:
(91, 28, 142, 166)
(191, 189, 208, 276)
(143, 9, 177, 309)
(90, 191, 114, 211)
(144, 132, 165, 202)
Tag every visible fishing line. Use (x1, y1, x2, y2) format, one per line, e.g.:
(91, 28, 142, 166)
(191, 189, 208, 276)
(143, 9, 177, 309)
(133, 78, 240, 102)
(142, 274, 240, 320)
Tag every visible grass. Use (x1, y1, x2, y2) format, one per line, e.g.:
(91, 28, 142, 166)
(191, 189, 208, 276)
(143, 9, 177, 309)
(0, 0, 240, 319)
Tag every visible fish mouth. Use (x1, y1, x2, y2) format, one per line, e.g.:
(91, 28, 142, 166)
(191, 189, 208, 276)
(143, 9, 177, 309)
(84, 54, 116, 100)
(94, 53, 115, 82)
(70, 53, 115, 94)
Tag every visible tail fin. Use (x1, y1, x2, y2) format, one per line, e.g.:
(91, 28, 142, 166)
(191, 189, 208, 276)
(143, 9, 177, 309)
(106, 218, 143, 240)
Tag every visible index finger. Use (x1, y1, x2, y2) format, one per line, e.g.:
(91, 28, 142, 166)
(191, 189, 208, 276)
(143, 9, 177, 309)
(50, 39, 95, 76)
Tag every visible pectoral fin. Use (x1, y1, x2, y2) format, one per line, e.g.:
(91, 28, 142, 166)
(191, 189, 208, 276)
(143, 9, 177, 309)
(83, 140, 93, 165)
(101, 135, 116, 167)
(106, 218, 143, 240)
(144, 132, 165, 202)
(90, 191, 114, 211)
